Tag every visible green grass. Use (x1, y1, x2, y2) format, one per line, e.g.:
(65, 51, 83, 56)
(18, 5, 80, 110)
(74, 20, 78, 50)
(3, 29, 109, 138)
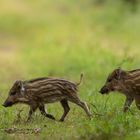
(0, 0, 140, 139)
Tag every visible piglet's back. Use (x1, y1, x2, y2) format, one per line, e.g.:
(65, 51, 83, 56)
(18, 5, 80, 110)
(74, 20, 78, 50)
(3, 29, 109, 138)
(127, 69, 140, 81)
(24, 77, 77, 97)
(126, 69, 140, 93)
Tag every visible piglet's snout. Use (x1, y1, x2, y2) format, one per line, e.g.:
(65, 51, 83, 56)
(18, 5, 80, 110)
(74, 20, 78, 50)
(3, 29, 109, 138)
(2, 101, 13, 107)
(100, 86, 109, 94)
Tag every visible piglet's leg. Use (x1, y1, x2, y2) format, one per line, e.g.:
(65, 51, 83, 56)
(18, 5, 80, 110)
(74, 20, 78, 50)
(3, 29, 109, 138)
(60, 99, 70, 122)
(39, 105, 55, 120)
(27, 105, 38, 122)
(135, 96, 140, 110)
(68, 96, 92, 118)
(123, 97, 133, 112)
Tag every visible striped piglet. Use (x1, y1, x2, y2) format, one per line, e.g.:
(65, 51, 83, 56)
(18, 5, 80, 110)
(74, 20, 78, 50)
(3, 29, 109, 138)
(3, 74, 91, 121)
(100, 68, 140, 112)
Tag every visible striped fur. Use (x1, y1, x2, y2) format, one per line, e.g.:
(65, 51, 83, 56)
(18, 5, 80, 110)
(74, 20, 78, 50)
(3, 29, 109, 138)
(24, 78, 78, 103)
(100, 68, 140, 112)
(3, 74, 91, 121)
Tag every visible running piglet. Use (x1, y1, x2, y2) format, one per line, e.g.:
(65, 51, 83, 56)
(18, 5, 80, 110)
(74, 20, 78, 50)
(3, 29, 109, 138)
(3, 74, 91, 121)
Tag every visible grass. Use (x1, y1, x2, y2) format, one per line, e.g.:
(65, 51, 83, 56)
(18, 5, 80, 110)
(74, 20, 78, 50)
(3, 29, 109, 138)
(0, 0, 140, 139)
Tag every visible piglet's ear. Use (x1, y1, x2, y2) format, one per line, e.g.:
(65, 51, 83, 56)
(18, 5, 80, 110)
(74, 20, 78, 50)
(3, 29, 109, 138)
(115, 68, 126, 80)
(15, 80, 25, 92)
(15, 80, 22, 88)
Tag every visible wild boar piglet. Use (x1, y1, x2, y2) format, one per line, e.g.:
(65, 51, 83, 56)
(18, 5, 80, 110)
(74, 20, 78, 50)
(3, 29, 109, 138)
(3, 74, 91, 121)
(100, 68, 140, 112)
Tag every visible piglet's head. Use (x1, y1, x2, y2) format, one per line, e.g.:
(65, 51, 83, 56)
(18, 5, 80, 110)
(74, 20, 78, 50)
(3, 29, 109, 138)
(100, 68, 127, 94)
(3, 80, 25, 107)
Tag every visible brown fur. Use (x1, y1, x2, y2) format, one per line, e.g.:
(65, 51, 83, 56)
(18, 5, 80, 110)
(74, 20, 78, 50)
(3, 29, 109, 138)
(3, 74, 91, 121)
(100, 68, 140, 112)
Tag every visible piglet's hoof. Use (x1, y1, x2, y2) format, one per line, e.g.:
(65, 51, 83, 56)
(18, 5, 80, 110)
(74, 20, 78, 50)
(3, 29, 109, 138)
(59, 118, 65, 122)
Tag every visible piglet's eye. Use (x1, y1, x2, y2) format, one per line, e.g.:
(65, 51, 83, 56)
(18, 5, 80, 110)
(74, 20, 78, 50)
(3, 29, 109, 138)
(108, 79, 112, 82)
(10, 92, 16, 95)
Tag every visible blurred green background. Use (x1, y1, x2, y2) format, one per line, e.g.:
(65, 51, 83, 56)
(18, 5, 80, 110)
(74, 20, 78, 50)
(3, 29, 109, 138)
(0, 0, 140, 139)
